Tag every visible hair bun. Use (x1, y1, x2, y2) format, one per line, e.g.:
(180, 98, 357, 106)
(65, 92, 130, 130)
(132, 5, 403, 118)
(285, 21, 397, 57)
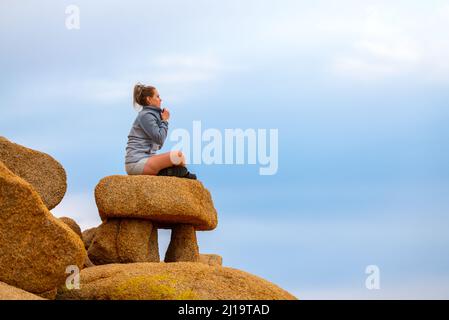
(133, 83, 156, 111)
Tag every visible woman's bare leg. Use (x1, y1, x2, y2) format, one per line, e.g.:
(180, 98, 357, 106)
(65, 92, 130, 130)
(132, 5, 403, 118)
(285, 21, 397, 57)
(142, 150, 186, 175)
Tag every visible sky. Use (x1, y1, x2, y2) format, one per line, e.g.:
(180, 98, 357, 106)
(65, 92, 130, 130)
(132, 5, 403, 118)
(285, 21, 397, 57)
(1, 0, 449, 299)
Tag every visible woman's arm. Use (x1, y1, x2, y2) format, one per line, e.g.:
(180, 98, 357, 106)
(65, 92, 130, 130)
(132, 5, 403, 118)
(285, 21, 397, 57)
(138, 113, 168, 146)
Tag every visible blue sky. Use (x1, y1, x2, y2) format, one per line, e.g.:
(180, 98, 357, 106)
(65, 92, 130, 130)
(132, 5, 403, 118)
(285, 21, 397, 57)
(1, 0, 449, 299)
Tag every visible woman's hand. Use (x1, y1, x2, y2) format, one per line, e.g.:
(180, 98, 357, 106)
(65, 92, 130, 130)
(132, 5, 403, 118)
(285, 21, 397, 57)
(161, 108, 170, 121)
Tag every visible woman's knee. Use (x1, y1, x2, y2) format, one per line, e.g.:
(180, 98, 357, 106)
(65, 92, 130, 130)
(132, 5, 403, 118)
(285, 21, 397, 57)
(169, 150, 185, 165)
(142, 159, 159, 175)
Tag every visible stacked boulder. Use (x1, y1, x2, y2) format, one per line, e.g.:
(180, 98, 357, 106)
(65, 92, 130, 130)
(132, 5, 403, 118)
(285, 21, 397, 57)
(1, 136, 297, 300)
(57, 262, 297, 300)
(0, 281, 45, 300)
(87, 175, 218, 265)
(0, 137, 86, 299)
(0, 136, 66, 210)
(62, 176, 296, 300)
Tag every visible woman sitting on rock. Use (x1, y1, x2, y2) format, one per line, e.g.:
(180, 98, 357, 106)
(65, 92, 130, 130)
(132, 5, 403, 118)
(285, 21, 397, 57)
(125, 83, 196, 179)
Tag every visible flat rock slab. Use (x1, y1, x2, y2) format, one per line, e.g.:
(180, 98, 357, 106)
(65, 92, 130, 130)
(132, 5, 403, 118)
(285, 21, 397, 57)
(0, 161, 86, 294)
(56, 262, 297, 300)
(0, 136, 66, 210)
(95, 175, 218, 231)
(0, 281, 45, 300)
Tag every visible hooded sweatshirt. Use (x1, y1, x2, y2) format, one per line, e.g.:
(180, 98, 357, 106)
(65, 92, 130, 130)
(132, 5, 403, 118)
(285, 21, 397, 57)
(125, 105, 169, 164)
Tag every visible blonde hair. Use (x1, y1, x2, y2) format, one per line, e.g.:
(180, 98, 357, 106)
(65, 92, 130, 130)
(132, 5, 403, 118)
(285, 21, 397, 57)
(133, 83, 156, 107)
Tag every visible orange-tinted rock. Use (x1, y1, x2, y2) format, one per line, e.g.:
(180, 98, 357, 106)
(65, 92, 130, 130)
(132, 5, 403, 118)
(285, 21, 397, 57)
(0, 136, 66, 209)
(95, 175, 217, 231)
(0, 161, 86, 294)
(56, 262, 297, 300)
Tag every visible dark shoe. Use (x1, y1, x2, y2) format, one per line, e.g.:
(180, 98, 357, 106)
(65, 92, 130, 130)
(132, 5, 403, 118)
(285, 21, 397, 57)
(184, 172, 197, 180)
(157, 166, 188, 177)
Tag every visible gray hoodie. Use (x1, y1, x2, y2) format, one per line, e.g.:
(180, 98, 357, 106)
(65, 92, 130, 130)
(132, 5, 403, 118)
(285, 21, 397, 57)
(125, 105, 169, 164)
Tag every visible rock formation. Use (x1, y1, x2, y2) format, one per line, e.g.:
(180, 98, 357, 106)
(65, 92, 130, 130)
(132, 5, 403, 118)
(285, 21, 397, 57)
(199, 254, 223, 267)
(0, 137, 296, 300)
(0, 136, 67, 210)
(59, 216, 82, 238)
(89, 175, 218, 264)
(0, 281, 45, 300)
(56, 262, 296, 300)
(81, 227, 97, 250)
(0, 161, 86, 295)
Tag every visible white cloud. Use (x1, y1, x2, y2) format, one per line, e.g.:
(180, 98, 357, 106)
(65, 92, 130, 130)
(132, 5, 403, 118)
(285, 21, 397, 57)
(354, 40, 420, 63)
(140, 52, 240, 104)
(242, 2, 449, 82)
(149, 52, 240, 86)
(438, 4, 449, 18)
(333, 57, 398, 78)
(329, 4, 449, 81)
(18, 52, 230, 114)
(153, 54, 223, 71)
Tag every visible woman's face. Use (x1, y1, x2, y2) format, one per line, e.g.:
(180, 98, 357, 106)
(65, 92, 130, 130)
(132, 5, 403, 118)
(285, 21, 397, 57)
(147, 89, 162, 108)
